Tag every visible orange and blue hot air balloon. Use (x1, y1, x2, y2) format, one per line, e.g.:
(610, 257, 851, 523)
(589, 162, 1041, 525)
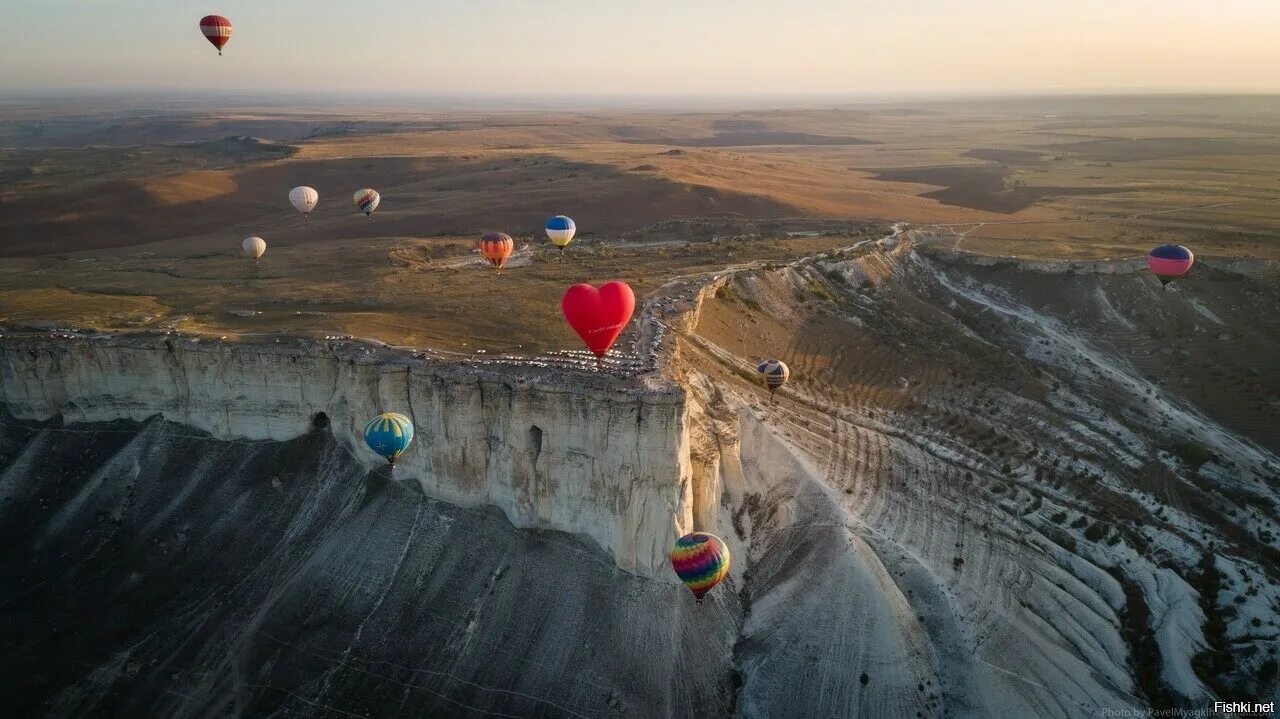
(364, 412, 414, 466)
(480, 232, 514, 271)
(1147, 244, 1194, 287)
(671, 532, 731, 604)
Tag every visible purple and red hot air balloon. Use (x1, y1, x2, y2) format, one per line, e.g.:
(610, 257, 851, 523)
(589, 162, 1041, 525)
(670, 532, 731, 604)
(1147, 244, 1194, 287)
(199, 15, 232, 56)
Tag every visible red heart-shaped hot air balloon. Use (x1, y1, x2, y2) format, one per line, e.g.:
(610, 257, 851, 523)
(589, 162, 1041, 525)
(561, 281, 635, 361)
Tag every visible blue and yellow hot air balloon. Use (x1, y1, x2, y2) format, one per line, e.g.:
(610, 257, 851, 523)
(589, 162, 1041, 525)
(545, 215, 576, 251)
(671, 532, 731, 604)
(364, 412, 414, 466)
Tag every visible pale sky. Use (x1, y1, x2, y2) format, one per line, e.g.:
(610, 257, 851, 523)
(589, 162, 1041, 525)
(5, 0, 1280, 96)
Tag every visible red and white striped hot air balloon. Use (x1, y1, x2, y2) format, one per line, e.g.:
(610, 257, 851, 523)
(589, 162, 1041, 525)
(199, 15, 232, 56)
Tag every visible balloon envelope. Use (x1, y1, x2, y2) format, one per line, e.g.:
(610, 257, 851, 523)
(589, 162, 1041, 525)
(545, 215, 576, 248)
(289, 186, 318, 215)
(364, 412, 414, 464)
(1147, 244, 1194, 285)
(199, 15, 232, 53)
(480, 232, 514, 270)
(242, 236, 266, 261)
(757, 359, 790, 393)
(671, 532, 731, 600)
(353, 189, 380, 216)
(561, 281, 635, 358)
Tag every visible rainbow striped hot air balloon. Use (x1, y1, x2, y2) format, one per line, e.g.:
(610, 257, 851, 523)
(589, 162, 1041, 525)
(481, 232, 514, 271)
(1147, 244, 1194, 287)
(671, 532, 731, 604)
(353, 188, 380, 218)
(757, 359, 790, 397)
(364, 412, 414, 466)
(545, 215, 576, 251)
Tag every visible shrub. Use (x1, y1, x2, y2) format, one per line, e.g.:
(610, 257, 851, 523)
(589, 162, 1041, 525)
(805, 281, 835, 302)
(1173, 441, 1214, 469)
(1084, 522, 1109, 542)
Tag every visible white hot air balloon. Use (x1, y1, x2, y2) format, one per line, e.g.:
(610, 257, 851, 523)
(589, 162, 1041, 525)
(243, 236, 267, 264)
(289, 186, 319, 219)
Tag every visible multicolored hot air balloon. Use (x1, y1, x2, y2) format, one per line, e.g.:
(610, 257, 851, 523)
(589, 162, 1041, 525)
(199, 15, 232, 56)
(545, 215, 576, 251)
(364, 412, 414, 466)
(757, 359, 790, 397)
(561, 281, 636, 369)
(289, 186, 318, 220)
(353, 189, 380, 217)
(1147, 244, 1194, 287)
(242, 236, 266, 264)
(671, 532, 731, 604)
(480, 232, 514, 271)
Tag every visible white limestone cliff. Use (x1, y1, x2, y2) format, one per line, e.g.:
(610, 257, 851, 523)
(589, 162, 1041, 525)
(0, 336, 694, 577)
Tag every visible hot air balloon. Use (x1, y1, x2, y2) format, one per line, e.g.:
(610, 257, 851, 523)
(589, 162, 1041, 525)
(480, 232, 514, 271)
(199, 15, 232, 55)
(757, 359, 790, 398)
(1147, 244, 1194, 287)
(671, 532, 730, 604)
(364, 412, 414, 466)
(242, 236, 266, 264)
(545, 215, 576, 251)
(561, 281, 635, 369)
(353, 189, 380, 218)
(289, 186, 318, 220)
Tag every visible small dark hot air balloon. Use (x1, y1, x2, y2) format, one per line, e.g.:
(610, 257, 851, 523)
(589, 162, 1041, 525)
(757, 359, 790, 398)
(199, 15, 232, 56)
(561, 281, 635, 369)
(671, 532, 730, 604)
(480, 232, 514, 272)
(1147, 244, 1194, 288)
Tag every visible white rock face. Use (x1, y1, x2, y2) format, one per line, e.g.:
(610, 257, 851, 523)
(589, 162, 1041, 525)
(0, 337, 694, 577)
